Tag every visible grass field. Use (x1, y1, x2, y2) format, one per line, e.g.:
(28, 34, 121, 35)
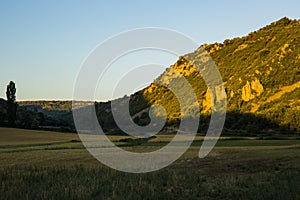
(0, 128, 300, 199)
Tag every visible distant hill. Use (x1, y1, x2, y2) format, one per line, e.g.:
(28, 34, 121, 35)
(97, 17, 300, 135)
(19, 100, 72, 111)
(18, 100, 93, 118)
(0, 100, 75, 132)
(18, 101, 72, 122)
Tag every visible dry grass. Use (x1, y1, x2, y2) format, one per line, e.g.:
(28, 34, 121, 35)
(0, 128, 79, 145)
(1, 128, 300, 199)
(0, 127, 299, 169)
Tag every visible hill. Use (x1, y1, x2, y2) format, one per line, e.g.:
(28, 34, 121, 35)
(1, 17, 299, 135)
(18, 101, 73, 119)
(0, 99, 74, 131)
(97, 17, 300, 135)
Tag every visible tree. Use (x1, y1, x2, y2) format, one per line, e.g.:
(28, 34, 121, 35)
(6, 81, 17, 127)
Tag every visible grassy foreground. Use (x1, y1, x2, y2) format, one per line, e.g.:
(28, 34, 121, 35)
(0, 128, 300, 199)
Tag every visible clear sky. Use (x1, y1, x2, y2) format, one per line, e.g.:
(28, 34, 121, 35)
(1, 0, 299, 101)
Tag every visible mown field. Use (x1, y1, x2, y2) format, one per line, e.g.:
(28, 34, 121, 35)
(0, 128, 300, 199)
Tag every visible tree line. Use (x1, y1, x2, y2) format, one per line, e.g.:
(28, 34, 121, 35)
(1, 81, 74, 132)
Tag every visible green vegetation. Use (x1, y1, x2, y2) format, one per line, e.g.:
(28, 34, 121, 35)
(1, 128, 300, 199)
(1, 166, 300, 200)
(1, 18, 299, 135)
(6, 81, 17, 127)
(0, 99, 6, 126)
(0, 98, 75, 132)
(19, 100, 73, 112)
(1, 16, 299, 200)
(96, 17, 300, 134)
(257, 88, 300, 132)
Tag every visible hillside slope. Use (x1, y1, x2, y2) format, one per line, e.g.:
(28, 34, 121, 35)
(5, 18, 299, 135)
(98, 17, 300, 134)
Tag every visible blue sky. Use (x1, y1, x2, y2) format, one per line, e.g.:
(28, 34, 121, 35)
(1, 0, 300, 101)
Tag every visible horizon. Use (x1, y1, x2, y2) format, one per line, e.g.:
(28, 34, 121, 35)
(1, 1, 300, 101)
